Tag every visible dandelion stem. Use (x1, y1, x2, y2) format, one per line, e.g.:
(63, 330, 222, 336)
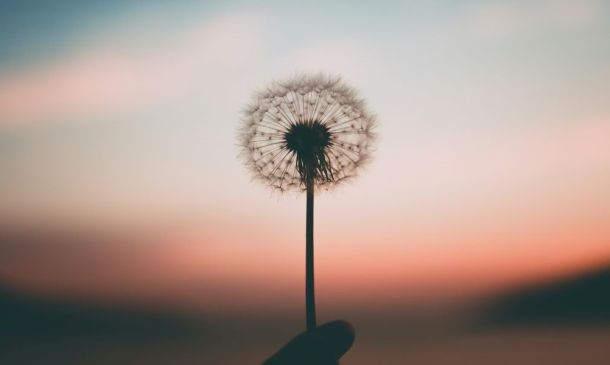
(305, 178, 316, 332)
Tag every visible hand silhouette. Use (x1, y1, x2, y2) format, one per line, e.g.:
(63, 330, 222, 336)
(262, 320, 355, 365)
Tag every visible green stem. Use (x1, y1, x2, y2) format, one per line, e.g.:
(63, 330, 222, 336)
(306, 179, 316, 332)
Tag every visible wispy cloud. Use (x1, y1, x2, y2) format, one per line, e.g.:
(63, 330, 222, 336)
(378, 115, 610, 200)
(0, 12, 267, 126)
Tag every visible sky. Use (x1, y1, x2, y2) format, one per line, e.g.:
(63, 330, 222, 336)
(1, 0, 609, 313)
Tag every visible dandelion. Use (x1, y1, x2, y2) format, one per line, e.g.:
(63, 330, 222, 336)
(239, 74, 376, 332)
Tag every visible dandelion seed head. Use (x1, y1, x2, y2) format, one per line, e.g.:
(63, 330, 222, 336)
(239, 74, 377, 192)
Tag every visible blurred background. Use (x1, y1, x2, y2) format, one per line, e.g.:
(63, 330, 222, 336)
(1, 0, 609, 364)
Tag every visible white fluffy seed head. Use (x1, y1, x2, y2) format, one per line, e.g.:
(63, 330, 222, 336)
(239, 74, 377, 193)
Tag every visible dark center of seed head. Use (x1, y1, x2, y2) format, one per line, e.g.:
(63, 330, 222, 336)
(285, 122, 331, 155)
(284, 121, 332, 182)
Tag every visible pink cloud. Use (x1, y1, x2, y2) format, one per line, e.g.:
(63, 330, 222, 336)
(0, 13, 266, 126)
(394, 116, 610, 192)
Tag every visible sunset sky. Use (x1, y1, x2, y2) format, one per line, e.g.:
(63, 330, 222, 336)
(1, 0, 609, 313)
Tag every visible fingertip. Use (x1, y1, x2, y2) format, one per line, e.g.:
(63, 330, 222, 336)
(316, 320, 355, 358)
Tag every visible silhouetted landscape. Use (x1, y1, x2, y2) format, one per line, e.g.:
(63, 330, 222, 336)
(478, 264, 610, 328)
(2, 263, 609, 364)
(0, 285, 207, 352)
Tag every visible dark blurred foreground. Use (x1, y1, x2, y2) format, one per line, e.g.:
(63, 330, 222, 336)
(1, 265, 609, 364)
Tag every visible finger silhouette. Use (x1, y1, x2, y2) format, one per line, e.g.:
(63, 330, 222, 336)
(262, 320, 355, 365)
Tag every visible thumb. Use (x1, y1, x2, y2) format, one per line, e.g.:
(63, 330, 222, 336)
(262, 320, 355, 365)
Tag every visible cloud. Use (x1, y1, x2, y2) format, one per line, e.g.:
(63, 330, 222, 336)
(391, 115, 610, 195)
(0, 12, 267, 126)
